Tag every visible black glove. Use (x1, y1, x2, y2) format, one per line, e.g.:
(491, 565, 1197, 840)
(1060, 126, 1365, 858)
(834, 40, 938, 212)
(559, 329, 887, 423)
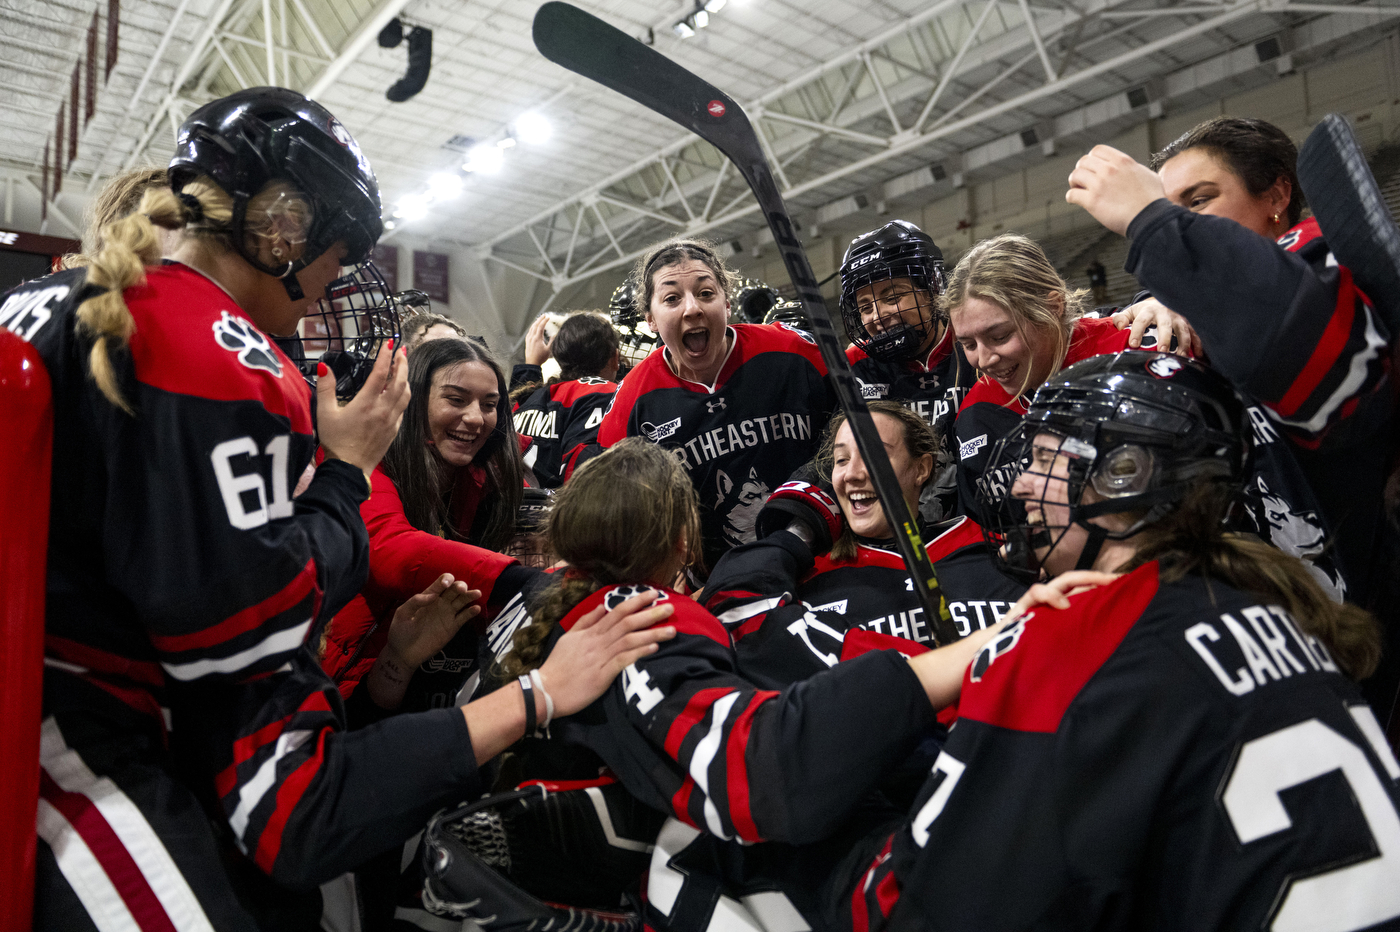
(753, 480, 844, 554)
(421, 778, 663, 918)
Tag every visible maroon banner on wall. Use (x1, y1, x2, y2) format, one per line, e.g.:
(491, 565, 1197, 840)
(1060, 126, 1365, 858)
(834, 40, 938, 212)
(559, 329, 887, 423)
(86, 12, 97, 124)
(106, 0, 119, 82)
(54, 108, 64, 196)
(372, 244, 398, 292)
(413, 250, 450, 304)
(69, 69, 79, 166)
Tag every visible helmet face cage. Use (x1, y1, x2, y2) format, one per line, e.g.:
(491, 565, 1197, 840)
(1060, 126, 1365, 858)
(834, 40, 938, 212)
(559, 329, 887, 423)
(839, 222, 946, 363)
(506, 488, 557, 568)
(300, 260, 401, 400)
(978, 424, 1097, 584)
(608, 279, 659, 368)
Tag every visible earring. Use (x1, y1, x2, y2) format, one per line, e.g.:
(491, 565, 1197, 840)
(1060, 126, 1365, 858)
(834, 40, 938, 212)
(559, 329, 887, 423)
(1272, 213, 1280, 225)
(272, 245, 284, 259)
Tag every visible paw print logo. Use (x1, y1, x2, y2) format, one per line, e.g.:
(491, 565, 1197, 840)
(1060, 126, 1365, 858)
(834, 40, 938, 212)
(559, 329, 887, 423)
(969, 614, 1028, 682)
(602, 586, 670, 612)
(213, 311, 282, 377)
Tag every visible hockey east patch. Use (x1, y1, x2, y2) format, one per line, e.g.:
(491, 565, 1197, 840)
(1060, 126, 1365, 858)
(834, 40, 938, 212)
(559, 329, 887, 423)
(959, 433, 988, 461)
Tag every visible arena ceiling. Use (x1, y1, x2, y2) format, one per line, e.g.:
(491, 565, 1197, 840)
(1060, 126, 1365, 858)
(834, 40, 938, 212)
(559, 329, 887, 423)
(3, 0, 1397, 292)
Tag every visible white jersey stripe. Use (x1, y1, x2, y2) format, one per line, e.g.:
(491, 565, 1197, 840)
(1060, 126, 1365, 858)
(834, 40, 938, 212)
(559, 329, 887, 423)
(1268, 306, 1386, 434)
(689, 691, 742, 840)
(716, 595, 786, 628)
(229, 728, 314, 843)
(40, 718, 216, 932)
(160, 617, 312, 681)
(36, 798, 143, 932)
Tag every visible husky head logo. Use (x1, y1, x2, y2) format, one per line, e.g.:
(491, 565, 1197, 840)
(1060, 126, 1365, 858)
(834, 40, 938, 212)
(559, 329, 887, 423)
(715, 467, 771, 548)
(1145, 356, 1182, 379)
(213, 312, 282, 376)
(969, 614, 1028, 682)
(602, 586, 671, 612)
(1252, 476, 1346, 600)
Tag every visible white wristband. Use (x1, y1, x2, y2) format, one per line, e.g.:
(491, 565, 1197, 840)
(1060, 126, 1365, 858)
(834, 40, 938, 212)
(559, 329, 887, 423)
(529, 668, 555, 733)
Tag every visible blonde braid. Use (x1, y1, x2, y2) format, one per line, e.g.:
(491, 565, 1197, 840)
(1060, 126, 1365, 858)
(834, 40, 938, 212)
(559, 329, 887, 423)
(74, 180, 230, 414)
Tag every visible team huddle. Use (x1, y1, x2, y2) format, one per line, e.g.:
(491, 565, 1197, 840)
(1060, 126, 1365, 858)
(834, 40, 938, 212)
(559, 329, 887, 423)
(7, 84, 1400, 932)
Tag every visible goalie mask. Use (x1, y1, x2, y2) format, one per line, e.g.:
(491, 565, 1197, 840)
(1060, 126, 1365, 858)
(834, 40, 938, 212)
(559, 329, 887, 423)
(170, 87, 383, 302)
(839, 220, 945, 363)
(978, 351, 1249, 584)
(608, 279, 658, 368)
(299, 262, 401, 400)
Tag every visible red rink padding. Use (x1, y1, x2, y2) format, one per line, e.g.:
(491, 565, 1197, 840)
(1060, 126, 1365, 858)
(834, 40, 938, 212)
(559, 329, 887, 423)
(0, 329, 53, 930)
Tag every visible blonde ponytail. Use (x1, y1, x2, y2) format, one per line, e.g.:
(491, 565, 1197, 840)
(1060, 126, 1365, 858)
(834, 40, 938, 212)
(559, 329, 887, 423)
(74, 179, 234, 414)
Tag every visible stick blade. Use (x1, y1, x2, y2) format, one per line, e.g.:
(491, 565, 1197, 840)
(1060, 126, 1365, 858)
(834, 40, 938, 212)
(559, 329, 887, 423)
(1298, 113, 1400, 335)
(533, 2, 756, 162)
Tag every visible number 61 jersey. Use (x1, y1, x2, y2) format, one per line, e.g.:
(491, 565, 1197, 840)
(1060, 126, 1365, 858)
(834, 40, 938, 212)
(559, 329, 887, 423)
(847, 563, 1400, 932)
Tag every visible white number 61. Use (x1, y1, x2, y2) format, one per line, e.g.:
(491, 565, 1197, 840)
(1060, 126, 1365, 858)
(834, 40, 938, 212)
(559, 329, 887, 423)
(211, 435, 292, 530)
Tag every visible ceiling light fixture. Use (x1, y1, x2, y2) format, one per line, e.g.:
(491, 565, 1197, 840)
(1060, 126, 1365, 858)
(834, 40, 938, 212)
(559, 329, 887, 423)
(704, 0, 727, 11)
(464, 144, 504, 173)
(673, 19, 695, 38)
(515, 112, 552, 144)
(694, 10, 709, 28)
(497, 136, 516, 149)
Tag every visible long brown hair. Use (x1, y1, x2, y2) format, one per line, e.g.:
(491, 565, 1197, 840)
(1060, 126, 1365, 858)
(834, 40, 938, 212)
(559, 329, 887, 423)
(499, 438, 701, 677)
(1120, 483, 1380, 680)
(379, 338, 523, 550)
(943, 233, 1089, 402)
(633, 238, 737, 319)
(74, 175, 311, 414)
(818, 401, 939, 563)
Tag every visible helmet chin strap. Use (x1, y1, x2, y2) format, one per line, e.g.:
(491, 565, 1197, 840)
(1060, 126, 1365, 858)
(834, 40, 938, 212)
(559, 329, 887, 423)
(280, 265, 305, 301)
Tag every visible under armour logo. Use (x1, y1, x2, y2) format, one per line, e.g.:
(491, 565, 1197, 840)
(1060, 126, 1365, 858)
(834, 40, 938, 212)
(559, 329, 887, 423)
(707, 397, 727, 413)
(918, 376, 938, 390)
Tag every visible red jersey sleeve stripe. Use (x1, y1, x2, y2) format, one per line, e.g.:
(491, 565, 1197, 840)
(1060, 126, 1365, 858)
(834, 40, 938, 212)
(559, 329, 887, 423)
(252, 729, 329, 873)
(45, 635, 165, 686)
(670, 778, 700, 828)
(149, 558, 320, 655)
(218, 691, 331, 797)
(723, 691, 778, 842)
(662, 687, 734, 758)
(1274, 269, 1359, 417)
(40, 771, 181, 932)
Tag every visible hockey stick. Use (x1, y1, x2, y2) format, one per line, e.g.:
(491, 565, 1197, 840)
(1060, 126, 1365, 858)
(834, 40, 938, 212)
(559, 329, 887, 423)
(1297, 113, 1400, 339)
(532, 1, 956, 645)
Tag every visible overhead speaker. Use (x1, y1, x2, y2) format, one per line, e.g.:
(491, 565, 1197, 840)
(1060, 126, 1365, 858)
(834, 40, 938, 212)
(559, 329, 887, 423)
(386, 26, 433, 102)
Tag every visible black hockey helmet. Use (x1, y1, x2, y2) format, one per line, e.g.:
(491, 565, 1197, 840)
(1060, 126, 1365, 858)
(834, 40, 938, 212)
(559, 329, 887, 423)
(608, 279, 658, 368)
(839, 219, 945, 363)
(763, 299, 811, 333)
(731, 279, 781, 324)
(169, 87, 383, 299)
(978, 351, 1250, 583)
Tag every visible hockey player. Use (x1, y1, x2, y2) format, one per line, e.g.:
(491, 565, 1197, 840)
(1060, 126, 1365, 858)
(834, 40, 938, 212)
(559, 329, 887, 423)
(703, 401, 1025, 691)
(841, 351, 1395, 931)
(10, 87, 678, 929)
(421, 438, 1012, 930)
(949, 233, 1140, 524)
(839, 220, 976, 520)
(1066, 116, 1393, 612)
(514, 312, 620, 487)
(595, 238, 838, 575)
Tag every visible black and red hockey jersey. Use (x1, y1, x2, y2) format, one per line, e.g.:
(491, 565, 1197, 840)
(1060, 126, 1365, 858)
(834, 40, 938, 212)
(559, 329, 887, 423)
(842, 564, 1400, 932)
(702, 517, 1026, 690)
(953, 315, 1136, 522)
(597, 323, 837, 570)
(515, 376, 616, 488)
(847, 330, 976, 521)
(10, 263, 482, 889)
(1125, 205, 1392, 604)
